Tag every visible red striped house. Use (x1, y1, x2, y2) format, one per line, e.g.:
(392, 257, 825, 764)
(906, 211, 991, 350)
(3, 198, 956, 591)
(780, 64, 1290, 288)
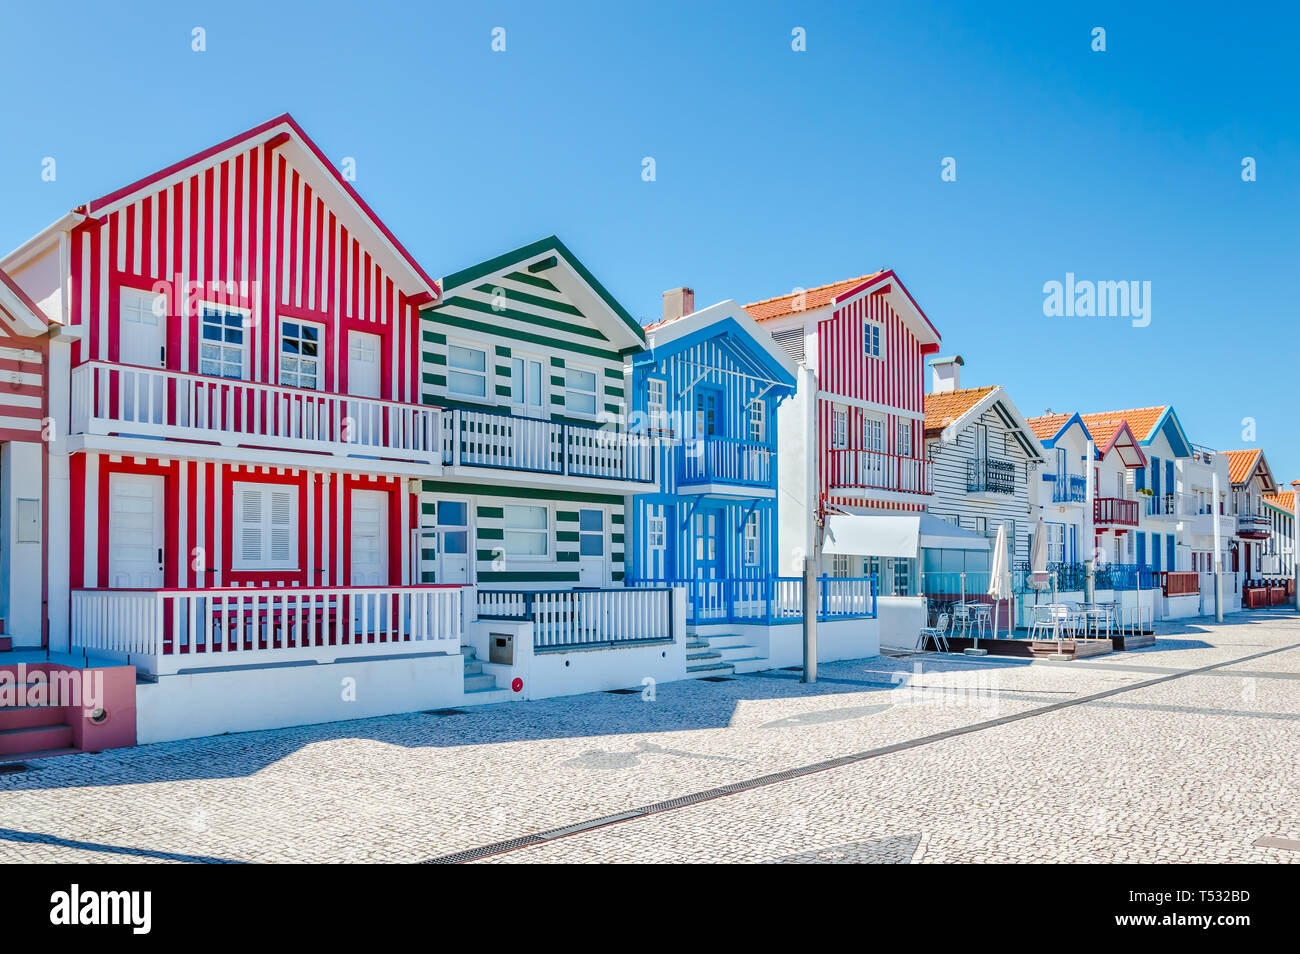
(2, 116, 465, 710)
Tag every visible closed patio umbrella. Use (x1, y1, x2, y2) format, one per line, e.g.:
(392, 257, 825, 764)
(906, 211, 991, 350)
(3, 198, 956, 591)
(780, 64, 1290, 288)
(985, 523, 1013, 644)
(1028, 517, 1050, 632)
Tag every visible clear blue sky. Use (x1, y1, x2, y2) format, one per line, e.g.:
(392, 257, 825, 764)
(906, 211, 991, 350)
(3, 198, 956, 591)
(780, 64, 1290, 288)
(2, 1, 1296, 480)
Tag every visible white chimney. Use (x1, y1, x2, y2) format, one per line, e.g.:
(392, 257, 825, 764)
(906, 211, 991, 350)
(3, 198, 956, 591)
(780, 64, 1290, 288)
(662, 287, 694, 322)
(930, 354, 963, 393)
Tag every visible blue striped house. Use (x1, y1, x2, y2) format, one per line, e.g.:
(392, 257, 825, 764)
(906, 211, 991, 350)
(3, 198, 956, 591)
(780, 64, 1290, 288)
(627, 297, 798, 616)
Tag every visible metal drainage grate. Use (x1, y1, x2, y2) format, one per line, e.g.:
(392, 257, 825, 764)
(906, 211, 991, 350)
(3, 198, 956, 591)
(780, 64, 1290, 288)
(700, 676, 734, 682)
(781, 666, 803, 672)
(423, 708, 468, 717)
(0, 763, 30, 775)
(604, 688, 642, 695)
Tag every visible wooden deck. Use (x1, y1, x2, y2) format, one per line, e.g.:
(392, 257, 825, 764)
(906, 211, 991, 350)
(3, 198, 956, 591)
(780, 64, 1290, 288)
(942, 636, 1114, 659)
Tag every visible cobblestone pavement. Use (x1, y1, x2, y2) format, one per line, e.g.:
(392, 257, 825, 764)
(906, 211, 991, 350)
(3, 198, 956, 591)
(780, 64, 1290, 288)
(2, 611, 1298, 863)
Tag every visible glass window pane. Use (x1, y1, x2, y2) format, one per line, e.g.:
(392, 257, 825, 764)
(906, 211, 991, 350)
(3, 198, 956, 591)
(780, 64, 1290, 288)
(504, 531, 546, 555)
(504, 505, 546, 530)
(449, 345, 485, 372)
(448, 371, 486, 397)
(444, 530, 468, 554)
(579, 509, 603, 532)
(579, 535, 603, 556)
(566, 368, 596, 391)
(438, 501, 468, 526)
(568, 392, 596, 414)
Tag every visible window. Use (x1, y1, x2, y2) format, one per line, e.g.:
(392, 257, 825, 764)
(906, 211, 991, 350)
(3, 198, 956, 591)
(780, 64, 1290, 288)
(510, 355, 544, 411)
(748, 400, 765, 443)
(437, 500, 468, 555)
(743, 514, 760, 566)
(565, 366, 598, 415)
(647, 378, 667, 430)
(233, 483, 298, 570)
(897, 420, 912, 457)
(502, 505, 548, 557)
(279, 320, 322, 389)
(832, 407, 848, 449)
(832, 554, 853, 577)
(863, 416, 884, 452)
(647, 515, 666, 551)
(864, 321, 882, 358)
(447, 343, 488, 398)
(1046, 523, 1065, 564)
(200, 306, 247, 379)
(578, 509, 604, 556)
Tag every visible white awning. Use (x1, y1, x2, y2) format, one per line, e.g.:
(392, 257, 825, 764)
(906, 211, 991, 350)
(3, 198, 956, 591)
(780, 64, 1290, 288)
(823, 512, 990, 558)
(918, 513, 991, 551)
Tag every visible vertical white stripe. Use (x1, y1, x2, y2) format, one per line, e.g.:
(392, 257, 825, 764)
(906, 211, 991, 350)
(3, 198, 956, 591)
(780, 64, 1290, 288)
(131, 201, 142, 275)
(178, 462, 189, 588)
(306, 197, 318, 311)
(78, 231, 90, 329)
(294, 177, 306, 308)
(212, 464, 223, 586)
(98, 224, 109, 361)
(149, 195, 159, 279)
(83, 453, 99, 587)
(196, 172, 206, 288)
(280, 161, 291, 307)
(226, 159, 236, 293)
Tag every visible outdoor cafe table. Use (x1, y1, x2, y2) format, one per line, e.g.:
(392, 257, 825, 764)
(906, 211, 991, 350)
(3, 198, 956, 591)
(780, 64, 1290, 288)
(1078, 603, 1116, 638)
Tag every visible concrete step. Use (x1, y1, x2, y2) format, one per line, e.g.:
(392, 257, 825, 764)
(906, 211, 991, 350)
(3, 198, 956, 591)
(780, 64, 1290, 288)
(685, 650, 722, 662)
(0, 705, 67, 732)
(460, 686, 515, 706)
(0, 747, 79, 765)
(462, 646, 478, 661)
(727, 656, 770, 674)
(685, 662, 735, 678)
(463, 673, 498, 692)
(711, 643, 758, 661)
(0, 724, 74, 756)
(685, 640, 709, 650)
(463, 659, 483, 676)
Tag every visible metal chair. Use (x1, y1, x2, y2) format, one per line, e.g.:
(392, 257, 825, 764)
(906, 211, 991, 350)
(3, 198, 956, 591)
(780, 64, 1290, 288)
(916, 613, 951, 652)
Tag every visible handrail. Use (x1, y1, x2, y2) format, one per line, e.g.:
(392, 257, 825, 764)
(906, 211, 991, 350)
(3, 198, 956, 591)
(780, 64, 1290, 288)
(827, 449, 932, 494)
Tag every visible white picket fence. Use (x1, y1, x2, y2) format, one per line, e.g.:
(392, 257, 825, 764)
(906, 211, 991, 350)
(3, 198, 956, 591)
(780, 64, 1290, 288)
(70, 360, 442, 464)
(70, 585, 462, 676)
(476, 587, 674, 651)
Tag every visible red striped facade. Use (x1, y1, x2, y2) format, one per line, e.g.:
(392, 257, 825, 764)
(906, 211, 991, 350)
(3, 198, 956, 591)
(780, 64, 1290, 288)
(61, 120, 435, 593)
(0, 314, 46, 444)
(815, 280, 938, 516)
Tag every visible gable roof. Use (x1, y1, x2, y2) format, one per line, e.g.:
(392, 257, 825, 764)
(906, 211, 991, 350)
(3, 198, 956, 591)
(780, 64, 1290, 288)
(924, 385, 1046, 462)
(745, 274, 883, 321)
(1222, 448, 1277, 491)
(923, 386, 997, 437)
(431, 235, 646, 352)
(1263, 490, 1295, 517)
(1026, 411, 1086, 446)
(7, 114, 439, 301)
(744, 269, 941, 351)
(0, 267, 49, 336)
(637, 299, 797, 387)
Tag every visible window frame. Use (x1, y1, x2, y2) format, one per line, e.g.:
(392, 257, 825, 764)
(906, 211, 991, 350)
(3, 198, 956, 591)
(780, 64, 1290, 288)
(508, 349, 548, 414)
(742, 513, 760, 567)
(863, 320, 884, 359)
(647, 514, 667, 552)
(501, 503, 550, 560)
(446, 338, 490, 401)
(231, 481, 299, 571)
(198, 302, 251, 381)
(278, 317, 325, 390)
(747, 399, 766, 444)
(646, 377, 669, 433)
(563, 363, 600, 419)
(831, 406, 848, 449)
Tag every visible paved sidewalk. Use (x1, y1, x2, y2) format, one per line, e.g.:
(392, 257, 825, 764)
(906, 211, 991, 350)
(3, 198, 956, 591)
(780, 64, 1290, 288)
(2, 611, 1298, 863)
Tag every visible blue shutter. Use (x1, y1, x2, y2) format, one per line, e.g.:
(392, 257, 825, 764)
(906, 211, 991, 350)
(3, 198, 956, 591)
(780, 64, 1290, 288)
(1167, 533, 1175, 571)
(1151, 457, 1161, 497)
(1136, 533, 1146, 566)
(1152, 534, 1162, 571)
(1165, 460, 1174, 497)
(1136, 466, 1145, 491)
(1068, 525, 1077, 562)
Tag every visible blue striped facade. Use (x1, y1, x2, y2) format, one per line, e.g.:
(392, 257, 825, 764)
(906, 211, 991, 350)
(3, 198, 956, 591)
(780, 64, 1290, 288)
(626, 319, 795, 586)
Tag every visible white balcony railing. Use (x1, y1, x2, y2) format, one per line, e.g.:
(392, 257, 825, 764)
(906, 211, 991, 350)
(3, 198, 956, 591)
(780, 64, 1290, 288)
(1237, 512, 1271, 538)
(70, 585, 462, 676)
(476, 586, 674, 651)
(70, 361, 442, 465)
(827, 449, 932, 494)
(441, 407, 656, 483)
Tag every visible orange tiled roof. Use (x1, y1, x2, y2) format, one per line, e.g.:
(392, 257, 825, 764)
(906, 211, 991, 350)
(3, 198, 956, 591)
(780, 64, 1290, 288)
(923, 386, 998, 437)
(1263, 490, 1295, 515)
(1025, 412, 1072, 441)
(744, 273, 883, 322)
(1222, 449, 1263, 485)
(1079, 406, 1167, 443)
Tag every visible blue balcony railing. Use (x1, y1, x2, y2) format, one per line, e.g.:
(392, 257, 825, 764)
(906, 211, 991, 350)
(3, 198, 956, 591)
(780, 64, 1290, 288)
(678, 436, 774, 489)
(1051, 474, 1087, 503)
(630, 575, 877, 625)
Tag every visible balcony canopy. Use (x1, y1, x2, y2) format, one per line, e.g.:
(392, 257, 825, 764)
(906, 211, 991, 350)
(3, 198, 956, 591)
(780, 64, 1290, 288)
(823, 511, 990, 558)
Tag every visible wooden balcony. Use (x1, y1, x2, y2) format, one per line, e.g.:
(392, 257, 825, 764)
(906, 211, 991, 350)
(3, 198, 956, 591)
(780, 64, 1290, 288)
(70, 585, 463, 676)
(677, 436, 774, 494)
(440, 407, 657, 487)
(1094, 496, 1139, 528)
(827, 449, 932, 495)
(70, 360, 441, 469)
(1236, 512, 1271, 539)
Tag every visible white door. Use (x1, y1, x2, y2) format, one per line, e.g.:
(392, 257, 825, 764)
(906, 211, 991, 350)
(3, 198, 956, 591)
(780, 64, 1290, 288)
(435, 498, 470, 584)
(510, 354, 546, 418)
(578, 507, 609, 586)
(348, 332, 382, 399)
(108, 473, 164, 588)
(349, 490, 388, 585)
(119, 289, 167, 424)
(347, 331, 383, 448)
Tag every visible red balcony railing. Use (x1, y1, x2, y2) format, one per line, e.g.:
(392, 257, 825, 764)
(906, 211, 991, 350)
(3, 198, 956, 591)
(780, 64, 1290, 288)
(827, 449, 932, 494)
(1094, 496, 1139, 527)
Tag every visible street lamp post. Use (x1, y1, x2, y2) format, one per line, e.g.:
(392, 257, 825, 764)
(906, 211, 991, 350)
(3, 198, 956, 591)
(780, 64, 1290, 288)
(1291, 480, 1299, 613)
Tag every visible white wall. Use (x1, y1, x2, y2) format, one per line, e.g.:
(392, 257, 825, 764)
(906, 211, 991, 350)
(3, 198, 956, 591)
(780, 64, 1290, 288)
(777, 364, 817, 577)
(135, 653, 466, 745)
(1, 441, 44, 647)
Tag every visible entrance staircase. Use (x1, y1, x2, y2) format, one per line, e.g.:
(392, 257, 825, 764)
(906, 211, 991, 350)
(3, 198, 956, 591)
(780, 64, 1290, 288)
(461, 645, 513, 703)
(685, 630, 769, 678)
(0, 674, 78, 763)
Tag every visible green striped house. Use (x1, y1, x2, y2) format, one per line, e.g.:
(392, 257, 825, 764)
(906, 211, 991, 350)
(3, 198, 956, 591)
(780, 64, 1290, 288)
(416, 236, 654, 587)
